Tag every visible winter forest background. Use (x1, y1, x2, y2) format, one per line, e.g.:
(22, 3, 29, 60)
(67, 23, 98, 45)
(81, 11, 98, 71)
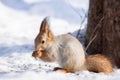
(0, 0, 120, 80)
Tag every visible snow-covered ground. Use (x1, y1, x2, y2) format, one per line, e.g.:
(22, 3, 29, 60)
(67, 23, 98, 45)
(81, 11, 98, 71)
(0, 0, 120, 80)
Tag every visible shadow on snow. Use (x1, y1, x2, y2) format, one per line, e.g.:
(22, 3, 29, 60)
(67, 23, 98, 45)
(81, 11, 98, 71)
(0, 44, 34, 56)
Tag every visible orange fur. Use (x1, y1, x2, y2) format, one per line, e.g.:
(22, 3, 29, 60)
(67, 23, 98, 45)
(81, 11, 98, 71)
(86, 54, 113, 74)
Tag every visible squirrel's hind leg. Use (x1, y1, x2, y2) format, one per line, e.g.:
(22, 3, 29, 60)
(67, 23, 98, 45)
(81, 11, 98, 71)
(53, 67, 72, 73)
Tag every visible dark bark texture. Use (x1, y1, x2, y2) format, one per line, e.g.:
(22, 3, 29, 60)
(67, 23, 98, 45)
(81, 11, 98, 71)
(86, 0, 103, 54)
(86, 0, 120, 68)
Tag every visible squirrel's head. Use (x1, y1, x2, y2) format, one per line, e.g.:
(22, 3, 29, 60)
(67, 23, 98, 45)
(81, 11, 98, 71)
(32, 17, 54, 59)
(35, 17, 54, 51)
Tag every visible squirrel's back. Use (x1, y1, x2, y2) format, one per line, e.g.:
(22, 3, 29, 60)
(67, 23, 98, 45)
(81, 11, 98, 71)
(54, 34, 86, 72)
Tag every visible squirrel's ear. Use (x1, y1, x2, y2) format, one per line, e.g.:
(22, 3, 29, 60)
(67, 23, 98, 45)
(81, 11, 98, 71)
(48, 28, 54, 41)
(40, 17, 49, 34)
(39, 17, 54, 41)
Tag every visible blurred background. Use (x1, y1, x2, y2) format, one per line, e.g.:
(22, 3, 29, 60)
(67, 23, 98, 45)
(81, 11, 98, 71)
(0, 0, 88, 55)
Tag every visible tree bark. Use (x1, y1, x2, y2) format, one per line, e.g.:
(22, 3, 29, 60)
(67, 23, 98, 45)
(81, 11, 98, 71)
(86, 0, 103, 54)
(103, 0, 120, 67)
(86, 0, 120, 68)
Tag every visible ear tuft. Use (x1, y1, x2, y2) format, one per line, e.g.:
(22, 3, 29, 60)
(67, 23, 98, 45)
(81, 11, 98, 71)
(42, 17, 50, 25)
(39, 17, 54, 41)
(40, 17, 50, 33)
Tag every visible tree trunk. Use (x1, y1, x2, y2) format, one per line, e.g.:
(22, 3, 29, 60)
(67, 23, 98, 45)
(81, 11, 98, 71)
(86, 0, 103, 54)
(86, 0, 120, 68)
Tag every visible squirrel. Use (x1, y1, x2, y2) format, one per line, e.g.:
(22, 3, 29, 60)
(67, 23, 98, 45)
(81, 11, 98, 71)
(32, 17, 113, 74)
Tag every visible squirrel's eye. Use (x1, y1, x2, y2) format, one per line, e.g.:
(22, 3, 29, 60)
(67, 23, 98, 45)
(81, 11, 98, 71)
(41, 40, 45, 44)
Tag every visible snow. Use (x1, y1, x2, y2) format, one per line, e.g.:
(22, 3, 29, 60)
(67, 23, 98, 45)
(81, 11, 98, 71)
(0, 0, 120, 80)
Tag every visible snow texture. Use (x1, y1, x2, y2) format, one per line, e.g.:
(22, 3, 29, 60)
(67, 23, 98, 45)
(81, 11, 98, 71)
(0, 0, 120, 80)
